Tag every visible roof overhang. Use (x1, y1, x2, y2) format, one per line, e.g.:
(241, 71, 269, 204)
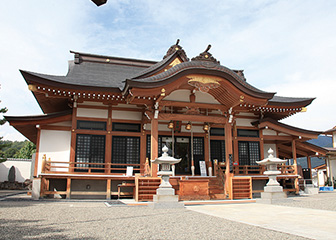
(253, 118, 322, 140)
(20, 70, 121, 113)
(5, 110, 72, 144)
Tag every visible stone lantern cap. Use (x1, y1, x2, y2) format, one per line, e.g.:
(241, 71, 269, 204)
(256, 148, 287, 165)
(256, 148, 287, 176)
(151, 145, 182, 165)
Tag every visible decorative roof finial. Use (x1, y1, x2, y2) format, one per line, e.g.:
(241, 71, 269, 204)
(163, 39, 188, 61)
(191, 44, 220, 64)
(204, 44, 211, 53)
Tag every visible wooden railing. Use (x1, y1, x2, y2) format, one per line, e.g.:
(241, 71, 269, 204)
(212, 163, 296, 177)
(233, 165, 266, 175)
(43, 158, 141, 175)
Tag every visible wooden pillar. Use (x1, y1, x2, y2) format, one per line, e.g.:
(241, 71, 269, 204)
(259, 130, 264, 160)
(105, 106, 112, 174)
(106, 179, 111, 200)
(66, 178, 71, 199)
(140, 130, 146, 174)
(33, 128, 41, 177)
(69, 105, 77, 173)
(151, 118, 158, 177)
(307, 156, 312, 170)
(292, 139, 299, 193)
(204, 132, 210, 166)
(225, 122, 233, 175)
(233, 123, 239, 164)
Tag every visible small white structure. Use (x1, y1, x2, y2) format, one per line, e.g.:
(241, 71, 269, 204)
(0, 158, 32, 182)
(149, 146, 184, 208)
(256, 148, 288, 204)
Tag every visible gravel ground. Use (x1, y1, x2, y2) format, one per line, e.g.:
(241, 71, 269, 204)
(274, 191, 336, 211)
(0, 196, 307, 240)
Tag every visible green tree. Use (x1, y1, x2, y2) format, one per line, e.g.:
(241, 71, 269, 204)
(0, 102, 8, 162)
(15, 141, 36, 159)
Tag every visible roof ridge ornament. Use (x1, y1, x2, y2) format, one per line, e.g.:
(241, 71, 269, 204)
(163, 39, 188, 61)
(191, 44, 220, 64)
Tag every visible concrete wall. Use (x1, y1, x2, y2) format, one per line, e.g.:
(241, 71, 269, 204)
(0, 159, 32, 182)
(37, 130, 71, 174)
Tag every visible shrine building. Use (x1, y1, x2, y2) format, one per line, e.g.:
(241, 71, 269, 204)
(5, 40, 327, 201)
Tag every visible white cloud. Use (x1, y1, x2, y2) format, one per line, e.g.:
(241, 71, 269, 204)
(1, 0, 336, 141)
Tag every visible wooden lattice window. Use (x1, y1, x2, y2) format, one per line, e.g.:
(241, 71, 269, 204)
(75, 134, 105, 172)
(193, 137, 204, 156)
(210, 128, 225, 136)
(237, 129, 259, 138)
(112, 136, 140, 170)
(238, 141, 260, 165)
(112, 123, 140, 132)
(210, 140, 226, 162)
(77, 120, 106, 131)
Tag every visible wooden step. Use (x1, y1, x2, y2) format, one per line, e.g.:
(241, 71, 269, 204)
(230, 177, 252, 200)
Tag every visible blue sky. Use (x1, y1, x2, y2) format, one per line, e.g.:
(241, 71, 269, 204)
(1, 0, 336, 141)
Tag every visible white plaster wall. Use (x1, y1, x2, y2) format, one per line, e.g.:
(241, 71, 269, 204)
(145, 123, 204, 133)
(235, 118, 253, 127)
(263, 129, 277, 136)
(158, 124, 171, 131)
(77, 108, 108, 118)
(333, 133, 336, 148)
(112, 110, 142, 120)
(163, 89, 190, 102)
(37, 130, 71, 175)
(181, 125, 204, 133)
(263, 144, 277, 158)
(0, 159, 32, 182)
(195, 91, 221, 104)
(278, 133, 289, 136)
(330, 157, 336, 180)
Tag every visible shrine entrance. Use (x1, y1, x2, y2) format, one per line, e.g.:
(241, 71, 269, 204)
(160, 136, 204, 175)
(174, 137, 191, 175)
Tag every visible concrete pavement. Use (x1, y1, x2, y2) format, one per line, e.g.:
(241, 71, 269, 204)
(186, 203, 336, 240)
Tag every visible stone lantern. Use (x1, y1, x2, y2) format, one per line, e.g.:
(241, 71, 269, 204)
(149, 145, 184, 208)
(256, 148, 288, 203)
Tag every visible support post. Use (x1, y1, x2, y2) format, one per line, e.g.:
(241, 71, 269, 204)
(292, 139, 299, 193)
(33, 128, 41, 177)
(66, 178, 71, 199)
(307, 156, 312, 174)
(151, 118, 158, 177)
(140, 126, 146, 174)
(69, 104, 77, 173)
(225, 122, 233, 195)
(106, 179, 111, 200)
(105, 105, 112, 174)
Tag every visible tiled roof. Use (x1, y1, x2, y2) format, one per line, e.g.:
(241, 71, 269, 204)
(126, 60, 272, 96)
(23, 60, 151, 90)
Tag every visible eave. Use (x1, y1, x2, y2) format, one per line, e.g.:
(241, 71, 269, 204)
(5, 110, 72, 144)
(123, 61, 275, 101)
(253, 118, 322, 139)
(20, 70, 122, 113)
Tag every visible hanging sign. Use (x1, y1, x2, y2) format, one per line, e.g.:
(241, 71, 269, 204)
(199, 161, 207, 176)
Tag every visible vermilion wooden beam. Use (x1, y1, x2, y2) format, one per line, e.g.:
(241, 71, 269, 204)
(160, 100, 227, 112)
(158, 113, 226, 124)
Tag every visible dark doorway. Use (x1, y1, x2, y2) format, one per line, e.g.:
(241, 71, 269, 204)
(146, 135, 204, 175)
(174, 137, 191, 175)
